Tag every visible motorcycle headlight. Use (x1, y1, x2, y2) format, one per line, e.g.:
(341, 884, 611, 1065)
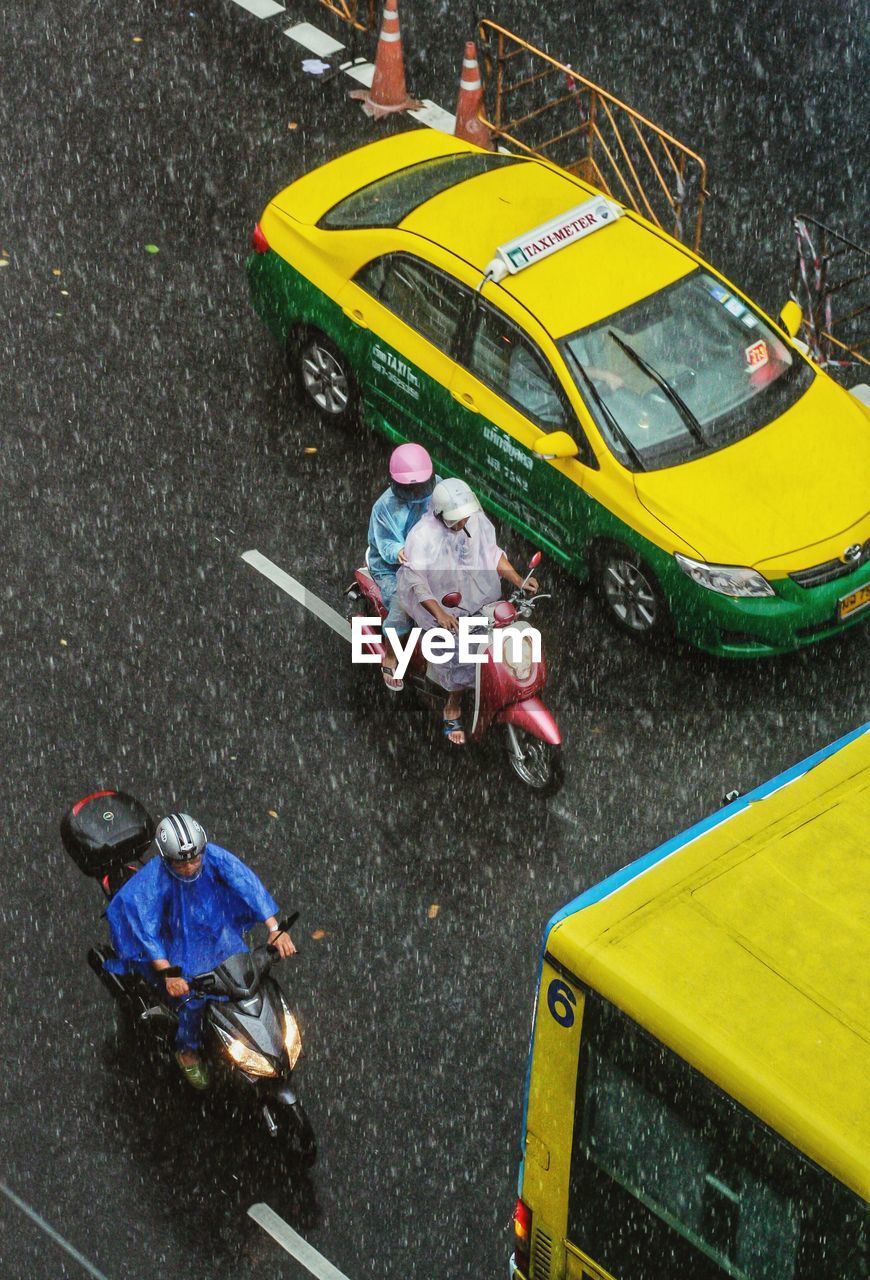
(283, 1013, 303, 1070)
(674, 554, 775, 598)
(214, 1026, 277, 1077)
(280, 996, 303, 1069)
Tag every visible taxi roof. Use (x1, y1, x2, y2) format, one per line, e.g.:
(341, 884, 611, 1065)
(546, 725, 870, 1199)
(398, 150, 695, 337)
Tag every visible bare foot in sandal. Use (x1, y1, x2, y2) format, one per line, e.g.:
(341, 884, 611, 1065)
(382, 662, 403, 692)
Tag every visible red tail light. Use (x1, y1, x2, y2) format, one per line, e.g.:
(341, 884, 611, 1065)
(251, 222, 269, 254)
(513, 1197, 532, 1276)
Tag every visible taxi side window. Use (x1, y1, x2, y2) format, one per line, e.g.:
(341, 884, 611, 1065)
(355, 255, 469, 356)
(465, 304, 597, 467)
(469, 306, 566, 428)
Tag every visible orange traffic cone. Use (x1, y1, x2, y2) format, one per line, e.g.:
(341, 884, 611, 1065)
(350, 0, 422, 119)
(453, 41, 493, 150)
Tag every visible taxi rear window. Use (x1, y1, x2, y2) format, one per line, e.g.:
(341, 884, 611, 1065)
(318, 153, 520, 231)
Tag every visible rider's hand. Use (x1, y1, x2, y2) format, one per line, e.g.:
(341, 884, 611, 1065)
(522, 576, 539, 594)
(437, 608, 460, 632)
(269, 930, 297, 959)
(397, 547, 409, 565)
(165, 975, 189, 998)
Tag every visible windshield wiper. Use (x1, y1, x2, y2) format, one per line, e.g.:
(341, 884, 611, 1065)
(565, 350, 646, 471)
(607, 330, 709, 448)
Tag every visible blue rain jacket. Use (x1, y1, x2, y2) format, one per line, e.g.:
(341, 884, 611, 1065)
(367, 482, 441, 590)
(105, 843, 279, 979)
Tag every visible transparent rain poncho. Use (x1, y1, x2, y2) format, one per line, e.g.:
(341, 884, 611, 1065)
(397, 510, 504, 690)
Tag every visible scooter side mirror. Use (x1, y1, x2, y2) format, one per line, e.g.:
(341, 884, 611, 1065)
(528, 551, 542, 570)
(441, 591, 462, 608)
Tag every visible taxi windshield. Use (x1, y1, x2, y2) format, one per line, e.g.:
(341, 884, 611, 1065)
(319, 153, 520, 231)
(561, 270, 814, 471)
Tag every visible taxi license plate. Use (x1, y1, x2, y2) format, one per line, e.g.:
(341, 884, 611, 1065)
(838, 582, 870, 620)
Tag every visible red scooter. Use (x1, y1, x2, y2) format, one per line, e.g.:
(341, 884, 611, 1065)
(345, 553, 563, 795)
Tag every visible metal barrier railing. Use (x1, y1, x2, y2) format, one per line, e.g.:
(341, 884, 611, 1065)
(790, 215, 869, 370)
(477, 20, 708, 251)
(315, 0, 375, 32)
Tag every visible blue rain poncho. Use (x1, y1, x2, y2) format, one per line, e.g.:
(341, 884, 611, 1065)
(367, 481, 441, 603)
(105, 844, 279, 979)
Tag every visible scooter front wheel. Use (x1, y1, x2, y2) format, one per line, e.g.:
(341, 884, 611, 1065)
(283, 1100, 317, 1166)
(505, 728, 564, 797)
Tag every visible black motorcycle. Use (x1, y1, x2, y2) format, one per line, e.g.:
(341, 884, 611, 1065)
(61, 789, 316, 1163)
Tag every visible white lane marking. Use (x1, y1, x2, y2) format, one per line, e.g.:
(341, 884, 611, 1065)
(344, 61, 375, 87)
(243, 550, 352, 643)
(284, 22, 345, 56)
(409, 99, 457, 133)
(248, 1203, 355, 1280)
(229, 9, 458, 139)
(551, 805, 584, 829)
(231, 0, 286, 17)
(0, 1181, 112, 1280)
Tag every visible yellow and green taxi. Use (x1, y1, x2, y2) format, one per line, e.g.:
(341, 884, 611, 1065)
(247, 129, 870, 656)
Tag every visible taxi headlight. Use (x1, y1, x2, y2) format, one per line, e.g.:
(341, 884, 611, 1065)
(215, 1026, 277, 1077)
(675, 554, 775, 598)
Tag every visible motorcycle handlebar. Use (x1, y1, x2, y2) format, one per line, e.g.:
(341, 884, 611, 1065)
(188, 912, 300, 997)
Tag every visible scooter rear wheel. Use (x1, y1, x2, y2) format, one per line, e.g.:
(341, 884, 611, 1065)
(506, 730, 564, 797)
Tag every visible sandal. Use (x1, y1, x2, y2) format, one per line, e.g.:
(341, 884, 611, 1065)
(382, 666, 404, 692)
(442, 716, 466, 746)
(175, 1051, 211, 1090)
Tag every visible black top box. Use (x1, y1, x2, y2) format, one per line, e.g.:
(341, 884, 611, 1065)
(60, 789, 155, 877)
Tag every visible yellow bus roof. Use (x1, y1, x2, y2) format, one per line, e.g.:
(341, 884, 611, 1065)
(546, 725, 870, 1200)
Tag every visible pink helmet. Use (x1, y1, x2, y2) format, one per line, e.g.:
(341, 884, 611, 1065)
(389, 442, 433, 485)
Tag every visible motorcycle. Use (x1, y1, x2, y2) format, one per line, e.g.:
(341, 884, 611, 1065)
(61, 789, 316, 1163)
(345, 551, 564, 795)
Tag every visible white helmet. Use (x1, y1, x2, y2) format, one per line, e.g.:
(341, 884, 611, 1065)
(431, 478, 481, 525)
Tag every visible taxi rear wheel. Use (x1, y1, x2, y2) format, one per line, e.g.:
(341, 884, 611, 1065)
(294, 330, 357, 425)
(593, 542, 670, 638)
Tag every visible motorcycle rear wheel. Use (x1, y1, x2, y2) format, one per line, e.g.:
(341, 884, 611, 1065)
(506, 729, 564, 797)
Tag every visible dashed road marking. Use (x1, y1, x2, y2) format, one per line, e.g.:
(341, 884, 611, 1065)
(230, 0, 286, 16)
(343, 60, 376, 87)
(0, 1181, 112, 1280)
(243, 550, 352, 643)
(228, 2, 459, 135)
(248, 1203, 355, 1279)
(409, 99, 457, 132)
(284, 21, 346, 56)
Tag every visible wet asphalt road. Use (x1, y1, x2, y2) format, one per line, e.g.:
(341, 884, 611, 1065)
(0, 1, 867, 1278)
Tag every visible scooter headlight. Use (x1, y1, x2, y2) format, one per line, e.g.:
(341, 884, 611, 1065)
(280, 996, 303, 1070)
(500, 631, 536, 682)
(214, 1025, 277, 1077)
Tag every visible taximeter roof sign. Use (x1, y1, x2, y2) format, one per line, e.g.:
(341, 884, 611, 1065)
(496, 195, 623, 274)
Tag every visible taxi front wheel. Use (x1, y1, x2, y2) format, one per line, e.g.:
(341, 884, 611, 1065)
(294, 330, 358, 426)
(593, 542, 670, 638)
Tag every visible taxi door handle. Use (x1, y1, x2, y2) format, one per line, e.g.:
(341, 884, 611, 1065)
(452, 390, 478, 413)
(342, 306, 368, 330)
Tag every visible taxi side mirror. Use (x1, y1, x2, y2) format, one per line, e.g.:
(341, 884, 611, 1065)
(779, 299, 803, 339)
(533, 430, 579, 460)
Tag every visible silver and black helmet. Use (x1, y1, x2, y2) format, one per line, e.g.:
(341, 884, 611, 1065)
(154, 813, 207, 863)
